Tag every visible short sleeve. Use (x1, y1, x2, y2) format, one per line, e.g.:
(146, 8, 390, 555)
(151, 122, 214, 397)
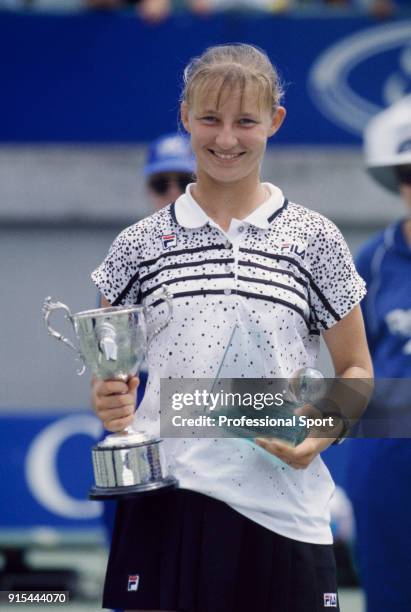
(307, 218, 366, 331)
(91, 227, 141, 306)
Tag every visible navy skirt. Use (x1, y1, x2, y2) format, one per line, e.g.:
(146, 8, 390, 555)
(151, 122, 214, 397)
(103, 488, 339, 612)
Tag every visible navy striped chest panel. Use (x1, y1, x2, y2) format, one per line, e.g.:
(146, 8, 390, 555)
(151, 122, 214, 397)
(139, 224, 312, 332)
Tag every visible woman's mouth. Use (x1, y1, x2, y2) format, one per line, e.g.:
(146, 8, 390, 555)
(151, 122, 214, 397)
(208, 149, 245, 161)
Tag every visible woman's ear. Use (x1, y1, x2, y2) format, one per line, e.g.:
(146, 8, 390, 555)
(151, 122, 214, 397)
(180, 101, 191, 133)
(268, 106, 286, 137)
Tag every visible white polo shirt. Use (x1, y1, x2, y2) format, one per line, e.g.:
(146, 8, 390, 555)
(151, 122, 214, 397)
(92, 182, 366, 544)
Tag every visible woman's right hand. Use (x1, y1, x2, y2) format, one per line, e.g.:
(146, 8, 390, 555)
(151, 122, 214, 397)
(91, 376, 139, 432)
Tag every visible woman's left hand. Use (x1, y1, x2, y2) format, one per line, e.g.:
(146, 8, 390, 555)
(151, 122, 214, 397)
(254, 435, 334, 470)
(255, 402, 342, 469)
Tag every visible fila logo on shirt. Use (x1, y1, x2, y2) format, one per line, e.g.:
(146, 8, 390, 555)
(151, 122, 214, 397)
(162, 233, 177, 249)
(274, 241, 306, 259)
(323, 592, 338, 607)
(127, 574, 140, 592)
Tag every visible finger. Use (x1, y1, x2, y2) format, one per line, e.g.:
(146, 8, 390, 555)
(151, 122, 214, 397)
(257, 436, 323, 469)
(97, 380, 130, 396)
(255, 439, 304, 469)
(276, 448, 310, 469)
(254, 438, 285, 455)
(104, 415, 134, 432)
(256, 438, 295, 456)
(255, 438, 296, 462)
(128, 376, 140, 392)
(254, 437, 268, 450)
(255, 436, 292, 450)
(294, 436, 331, 455)
(288, 462, 306, 470)
(96, 393, 136, 411)
(98, 405, 135, 421)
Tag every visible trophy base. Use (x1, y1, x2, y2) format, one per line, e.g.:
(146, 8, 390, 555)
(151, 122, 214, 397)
(89, 475, 178, 500)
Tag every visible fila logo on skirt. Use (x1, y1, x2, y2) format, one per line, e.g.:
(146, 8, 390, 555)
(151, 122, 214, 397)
(323, 592, 338, 607)
(127, 574, 140, 592)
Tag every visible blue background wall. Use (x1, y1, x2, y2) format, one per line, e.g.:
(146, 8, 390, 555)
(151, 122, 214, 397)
(3, 13, 411, 143)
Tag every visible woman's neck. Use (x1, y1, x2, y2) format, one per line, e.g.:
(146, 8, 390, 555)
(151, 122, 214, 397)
(191, 173, 269, 232)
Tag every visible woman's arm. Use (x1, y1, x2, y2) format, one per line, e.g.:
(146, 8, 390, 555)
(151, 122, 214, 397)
(255, 305, 374, 468)
(323, 304, 373, 380)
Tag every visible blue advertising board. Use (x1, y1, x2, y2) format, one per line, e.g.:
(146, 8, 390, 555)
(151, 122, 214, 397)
(1, 12, 410, 143)
(0, 411, 103, 530)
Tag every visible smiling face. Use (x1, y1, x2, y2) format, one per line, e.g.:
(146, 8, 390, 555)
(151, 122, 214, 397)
(181, 82, 285, 188)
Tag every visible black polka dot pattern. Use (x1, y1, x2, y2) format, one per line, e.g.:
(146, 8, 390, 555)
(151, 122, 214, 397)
(91, 186, 366, 545)
(92, 195, 365, 376)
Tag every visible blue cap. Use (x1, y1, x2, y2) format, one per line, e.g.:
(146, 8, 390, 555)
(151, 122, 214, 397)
(143, 133, 195, 177)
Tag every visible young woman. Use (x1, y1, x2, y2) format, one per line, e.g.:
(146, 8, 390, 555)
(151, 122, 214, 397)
(91, 44, 372, 612)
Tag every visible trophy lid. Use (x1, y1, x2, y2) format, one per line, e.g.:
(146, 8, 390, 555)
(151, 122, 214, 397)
(99, 430, 155, 448)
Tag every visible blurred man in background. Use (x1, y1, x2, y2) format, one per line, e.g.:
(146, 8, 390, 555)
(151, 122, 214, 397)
(347, 96, 411, 612)
(144, 132, 195, 211)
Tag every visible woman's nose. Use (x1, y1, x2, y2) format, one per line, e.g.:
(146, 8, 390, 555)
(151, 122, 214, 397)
(215, 125, 238, 150)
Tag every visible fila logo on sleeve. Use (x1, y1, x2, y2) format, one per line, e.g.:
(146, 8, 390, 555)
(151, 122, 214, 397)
(274, 241, 307, 259)
(323, 592, 338, 607)
(127, 574, 140, 592)
(162, 233, 177, 249)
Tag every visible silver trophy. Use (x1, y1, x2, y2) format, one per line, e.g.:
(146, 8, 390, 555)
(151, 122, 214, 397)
(42, 287, 177, 500)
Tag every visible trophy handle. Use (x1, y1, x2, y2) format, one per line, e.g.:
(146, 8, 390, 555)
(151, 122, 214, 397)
(42, 297, 86, 375)
(146, 285, 173, 345)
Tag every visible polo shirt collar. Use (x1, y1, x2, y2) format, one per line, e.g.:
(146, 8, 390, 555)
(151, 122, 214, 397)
(174, 183, 285, 229)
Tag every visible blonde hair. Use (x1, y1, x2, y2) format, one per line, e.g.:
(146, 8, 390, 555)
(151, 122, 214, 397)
(181, 43, 284, 115)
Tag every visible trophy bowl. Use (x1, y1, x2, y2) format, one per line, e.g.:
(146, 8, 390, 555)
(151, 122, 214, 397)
(42, 288, 178, 499)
